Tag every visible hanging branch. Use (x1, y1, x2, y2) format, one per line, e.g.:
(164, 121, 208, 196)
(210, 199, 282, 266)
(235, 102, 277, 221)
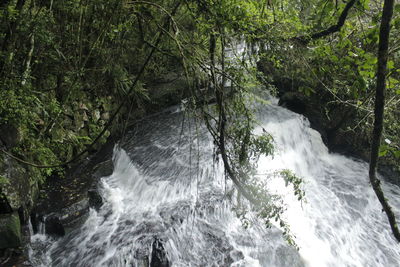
(368, 0, 400, 242)
(293, 0, 358, 44)
(205, 30, 256, 203)
(202, 33, 298, 248)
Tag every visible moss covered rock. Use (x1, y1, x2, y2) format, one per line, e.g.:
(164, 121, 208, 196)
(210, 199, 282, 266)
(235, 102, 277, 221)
(0, 212, 21, 249)
(0, 155, 39, 221)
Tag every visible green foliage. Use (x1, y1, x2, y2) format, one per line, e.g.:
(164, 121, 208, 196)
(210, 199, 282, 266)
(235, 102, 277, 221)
(233, 170, 304, 249)
(14, 3, 200, 188)
(280, 170, 305, 201)
(0, 0, 178, 184)
(0, 175, 9, 186)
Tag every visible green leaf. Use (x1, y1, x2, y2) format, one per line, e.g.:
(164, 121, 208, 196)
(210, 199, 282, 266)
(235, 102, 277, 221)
(379, 150, 388, 157)
(361, 0, 370, 10)
(387, 77, 399, 89)
(395, 4, 400, 13)
(0, 175, 10, 185)
(387, 60, 395, 70)
(379, 145, 389, 157)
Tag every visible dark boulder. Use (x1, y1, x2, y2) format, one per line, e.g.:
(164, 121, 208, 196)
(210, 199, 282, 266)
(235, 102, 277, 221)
(0, 156, 39, 221)
(278, 91, 329, 145)
(92, 160, 113, 179)
(31, 197, 91, 237)
(0, 194, 12, 214)
(278, 92, 307, 115)
(0, 213, 21, 249)
(88, 189, 103, 211)
(150, 239, 169, 267)
(44, 214, 65, 237)
(29, 212, 40, 234)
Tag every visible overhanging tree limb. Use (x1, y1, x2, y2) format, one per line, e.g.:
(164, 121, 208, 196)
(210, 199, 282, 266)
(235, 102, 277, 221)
(293, 0, 358, 44)
(369, 0, 400, 242)
(206, 34, 259, 205)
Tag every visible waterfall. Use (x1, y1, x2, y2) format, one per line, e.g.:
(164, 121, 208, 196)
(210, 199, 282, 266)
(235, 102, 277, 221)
(28, 100, 400, 267)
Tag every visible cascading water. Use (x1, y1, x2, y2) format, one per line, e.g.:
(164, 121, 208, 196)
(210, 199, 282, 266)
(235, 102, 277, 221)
(28, 99, 400, 267)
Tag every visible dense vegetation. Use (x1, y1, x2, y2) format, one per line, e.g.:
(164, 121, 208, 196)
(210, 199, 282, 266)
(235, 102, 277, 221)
(0, 0, 399, 252)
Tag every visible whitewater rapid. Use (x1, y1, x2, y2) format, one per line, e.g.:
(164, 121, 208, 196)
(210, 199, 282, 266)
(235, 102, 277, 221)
(29, 99, 400, 267)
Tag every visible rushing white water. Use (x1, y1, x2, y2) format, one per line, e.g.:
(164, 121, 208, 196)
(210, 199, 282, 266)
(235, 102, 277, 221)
(29, 99, 400, 267)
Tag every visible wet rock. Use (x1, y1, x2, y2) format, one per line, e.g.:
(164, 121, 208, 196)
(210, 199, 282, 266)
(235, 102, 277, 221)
(17, 204, 29, 224)
(0, 248, 31, 267)
(138, 258, 150, 267)
(93, 160, 113, 178)
(58, 198, 89, 226)
(33, 197, 90, 237)
(0, 213, 21, 249)
(29, 213, 40, 234)
(0, 156, 38, 265)
(57, 199, 89, 234)
(278, 92, 307, 115)
(0, 155, 39, 222)
(326, 128, 370, 161)
(150, 239, 169, 267)
(31, 148, 114, 237)
(44, 214, 65, 237)
(0, 194, 12, 214)
(379, 164, 400, 186)
(88, 189, 103, 210)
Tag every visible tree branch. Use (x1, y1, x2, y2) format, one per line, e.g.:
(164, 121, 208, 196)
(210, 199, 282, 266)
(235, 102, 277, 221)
(294, 0, 358, 44)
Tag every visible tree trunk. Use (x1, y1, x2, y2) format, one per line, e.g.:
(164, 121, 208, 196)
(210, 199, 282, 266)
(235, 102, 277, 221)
(369, 0, 400, 242)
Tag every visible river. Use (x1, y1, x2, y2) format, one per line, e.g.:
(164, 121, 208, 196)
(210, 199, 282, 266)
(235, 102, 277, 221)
(28, 96, 400, 266)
